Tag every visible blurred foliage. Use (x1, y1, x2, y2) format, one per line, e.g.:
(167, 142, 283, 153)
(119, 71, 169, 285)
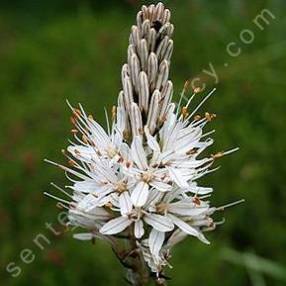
(222, 248, 286, 285)
(0, 0, 286, 285)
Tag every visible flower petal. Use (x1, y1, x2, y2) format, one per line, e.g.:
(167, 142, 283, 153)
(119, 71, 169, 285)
(134, 220, 144, 239)
(150, 180, 172, 192)
(166, 229, 187, 247)
(77, 194, 98, 212)
(189, 185, 213, 195)
(144, 213, 174, 232)
(73, 233, 93, 241)
(168, 167, 189, 189)
(168, 201, 208, 216)
(100, 216, 132, 235)
(71, 179, 98, 194)
(145, 126, 160, 152)
(131, 136, 148, 170)
(67, 145, 95, 162)
(131, 182, 149, 207)
(149, 229, 165, 258)
(119, 192, 133, 216)
(89, 207, 111, 220)
(168, 214, 209, 244)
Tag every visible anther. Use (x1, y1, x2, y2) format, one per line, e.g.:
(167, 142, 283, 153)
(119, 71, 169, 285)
(112, 106, 117, 121)
(105, 202, 113, 209)
(181, 106, 189, 119)
(211, 151, 224, 160)
(68, 160, 76, 167)
(183, 80, 190, 92)
(186, 148, 198, 155)
(82, 135, 89, 144)
(193, 114, 201, 121)
(205, 112, 216, 122)
(192, 196, 201, 206)
(73, 108, 82, 117)
(70, 116, 76, 125)
(194, 87, 202, 94)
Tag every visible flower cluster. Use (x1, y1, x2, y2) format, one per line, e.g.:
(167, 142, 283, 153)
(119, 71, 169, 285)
(46, 2, 240, 276)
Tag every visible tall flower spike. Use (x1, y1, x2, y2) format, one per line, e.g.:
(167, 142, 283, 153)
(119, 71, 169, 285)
(45, 3, 241, 285)
(121, 2, 174, 137)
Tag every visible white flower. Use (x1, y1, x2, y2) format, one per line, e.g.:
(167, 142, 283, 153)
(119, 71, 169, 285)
(100, 206, 174, 239)
(45, 2, 241, 276)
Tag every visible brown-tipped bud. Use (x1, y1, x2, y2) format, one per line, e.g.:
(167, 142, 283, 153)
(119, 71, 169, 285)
(156, 36, 169, 62)
(162, 9, 171, 24)
(138, 72, 150, 113)
(130, 103, 143, 137)
(163, 39, 174, 62)
(148, 28, 156, 52)
(121, 64, 129, 86)
(155, 2, 165, 20)
(130, 53, 140, 91)
(147, 89, 160, 134)
(156, 59, 169, 90)
(142, 19, 151, 38)
(122, 76, 134, 111)
(159, 81, 173, 121)
(148, 52, 158, 88)
(130, 25, 140, 47)
(138, 39, 148, 71)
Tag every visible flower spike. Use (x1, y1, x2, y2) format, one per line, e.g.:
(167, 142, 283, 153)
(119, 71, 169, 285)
(45, 2, 241, 284)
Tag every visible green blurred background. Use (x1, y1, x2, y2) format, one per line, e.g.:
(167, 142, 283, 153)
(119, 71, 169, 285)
(1, 0, 285, 285)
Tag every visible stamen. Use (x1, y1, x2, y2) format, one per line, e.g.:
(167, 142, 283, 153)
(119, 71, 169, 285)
(44, 192, 71, 205)
(199, 194, 212, 200)
(50, 182, 73, 199)
(104, 107, 111, 136)
(186, 88, 216, 121)
(201, 129, 216, 138)
(214, 217, 226, 225)
(176, 80, 189, 116)
(194, 87, 202, 94)
(181, 106, 189, 119)
(192, 196, 201, 205)
(216, 199, 245, 211)
(211, 152, 224, 160)
(185, 91, 197, 109)
(112, 105, 117, 121)
(44, 159, 90, 181)
(70, 116, 76, 126)
(156, 202, 168, 214)
(205, 112, 216, 122)
(73, 108, 82, 117)
(56, 202, 70, 210)
(223, 147, 240, 156)
(211, 147, 239, 159)
(193, 114, 202, 121)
